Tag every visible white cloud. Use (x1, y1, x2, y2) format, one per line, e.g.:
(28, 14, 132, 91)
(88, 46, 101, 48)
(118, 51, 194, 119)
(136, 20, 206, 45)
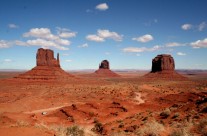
(3, 59, 12, 62)
(0, 40, 11, 48)
(96, 3, 109, 11)
(55, 38, 71, 45)
(56, 27, 77, 38)
(122, 45, 161, 53)
(86, 35, 105, 42)
(16, 27, 75, 50)
(65, 59, 72, 62)
(198, 22, 206, 31)
(123, 47, 146, 53)
(191, 38, 207, 48)
(8, 24, 19, 29)
(86, 29, 123, 42)
(177, 52, 186, 56)
(132, 34, 153, 43)
(23, 28, 58, 40)
(78, 43, 88, 48)
(16, 39, 69, 50)
(97, 29, 123, 41)
(165, 42, 186, 47)
(181, 24, 192, 30)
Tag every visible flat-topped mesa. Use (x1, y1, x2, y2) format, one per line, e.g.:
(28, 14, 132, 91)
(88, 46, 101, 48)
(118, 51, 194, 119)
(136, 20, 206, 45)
(36, 48, 60, 67)
(93, 60, 120, 77)
(151, 54, 175, 73)
(99, 60, 110, 69)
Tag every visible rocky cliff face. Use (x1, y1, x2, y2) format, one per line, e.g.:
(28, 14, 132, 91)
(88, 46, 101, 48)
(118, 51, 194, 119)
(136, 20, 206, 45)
(36, 48, 60, 67)
(99, 60, 110, 69)
(151, 54, 175, 73)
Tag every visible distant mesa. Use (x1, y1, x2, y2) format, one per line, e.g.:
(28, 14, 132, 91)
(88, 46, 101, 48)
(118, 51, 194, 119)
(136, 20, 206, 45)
(99, 60, 110, 69)
(15, 48, 74, 80)
(144, 54, 186, 79)
(94, 60, 120, 77)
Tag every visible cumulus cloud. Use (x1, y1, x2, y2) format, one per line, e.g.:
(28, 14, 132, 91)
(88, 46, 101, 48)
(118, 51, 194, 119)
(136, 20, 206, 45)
(96, 3, 109, 11)
(181, 24, 192, 30)
(191, 38, 207, 48)
(177, 52, 186, 56)
(15, 27, 75, 50)
(86, 35, 105, 42)
(78, 43, 88, 48)
(86, 29, 123, 42)
(3, 59, 12, 62)
(165, 42, 186, 47)
(198, 22, 207, 31)
(97, 29, 123, 41)
(16, 39, 69, 50)
(0, 40, 11, 48)
(122, 45, 161, 53)
(56, 27, 77, 38)
(23, 28, 58, 40)
(8, 24, 19, 29)
(132, 34, 153, 43)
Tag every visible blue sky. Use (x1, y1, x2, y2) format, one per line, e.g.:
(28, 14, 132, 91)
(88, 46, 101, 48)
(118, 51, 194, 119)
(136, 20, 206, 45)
(0, 0, 207, 70)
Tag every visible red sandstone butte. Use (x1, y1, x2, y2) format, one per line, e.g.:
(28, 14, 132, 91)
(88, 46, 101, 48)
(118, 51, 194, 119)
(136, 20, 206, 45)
(144, 54, 186, 79)
(94, 60, 120, 77)
(15, 48, 74, 80)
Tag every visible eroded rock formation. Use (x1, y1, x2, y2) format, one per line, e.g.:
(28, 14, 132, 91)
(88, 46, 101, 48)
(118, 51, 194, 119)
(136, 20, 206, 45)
(36, 48, 60, 67)
(94, 60, 120, 77)
(143, 54, 186, 79)
(151, 54, 174, 72)
(15, 48, 74, 80)
(99, 60, 109, 69)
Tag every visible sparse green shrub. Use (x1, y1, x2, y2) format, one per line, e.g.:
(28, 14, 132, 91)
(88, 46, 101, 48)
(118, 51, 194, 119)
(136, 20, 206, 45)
(66, 125, 84, 136)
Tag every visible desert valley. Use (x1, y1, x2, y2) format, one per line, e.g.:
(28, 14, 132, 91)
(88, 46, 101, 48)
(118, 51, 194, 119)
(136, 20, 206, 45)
(0, 48, 207, 136)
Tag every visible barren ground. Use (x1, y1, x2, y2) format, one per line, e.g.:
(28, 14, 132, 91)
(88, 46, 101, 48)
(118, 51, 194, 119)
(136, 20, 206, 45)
(0, 71, 207, 136)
